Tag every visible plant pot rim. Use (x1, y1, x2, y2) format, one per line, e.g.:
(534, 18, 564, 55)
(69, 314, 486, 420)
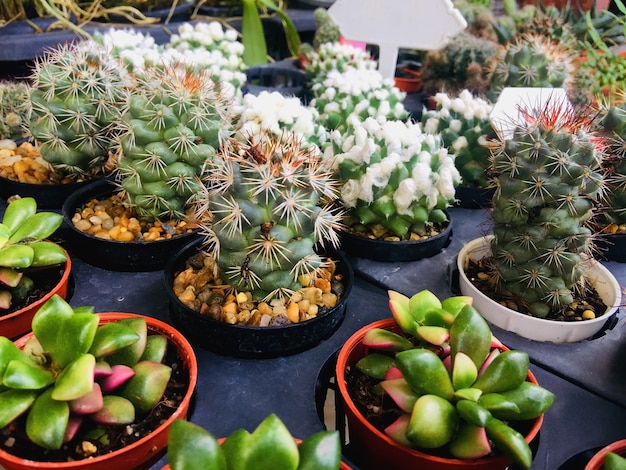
(335, 317, 543, 467)
(584, 438, 626, 470)
(457, 236, 622, 343)
(0, 312, 198, 470)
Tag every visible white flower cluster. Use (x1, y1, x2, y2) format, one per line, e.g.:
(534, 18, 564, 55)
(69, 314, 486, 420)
(328, 117, 460, 215)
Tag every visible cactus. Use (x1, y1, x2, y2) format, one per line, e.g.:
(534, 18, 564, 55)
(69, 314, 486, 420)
(0, 80, 32, 140)
(326, 117, 460, 239)
(422, 89, 496, 189)
(117, 64, 232, 222)
(29, 41, 128, 177)
(312, 7, 341, 48)
(194, 130, 342, 301)
(488, 101, 605, 318)
(302, 42, 378, 83)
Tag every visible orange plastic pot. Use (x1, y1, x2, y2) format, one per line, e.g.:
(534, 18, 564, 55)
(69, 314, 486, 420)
(0, 246, 71, 340)
(0, 313, 198, 470)
(585, 439, 626, 470)
(335, 318, 544, 470)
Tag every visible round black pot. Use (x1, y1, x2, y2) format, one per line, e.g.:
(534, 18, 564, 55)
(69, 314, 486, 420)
(454, 186, 494, 209)
(0, 175, 95, 210)
(164, 237, 353, 358)
(62, 178, 200, 272)
(338, 217, 453, 262)
(594, 233, 626, 263)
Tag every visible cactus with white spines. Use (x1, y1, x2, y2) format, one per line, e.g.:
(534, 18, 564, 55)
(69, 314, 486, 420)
(488, 102, 605, 318)
(29, 41, 128, 177)
(195, 131, 342, 301)
(0, 80, 32, 140)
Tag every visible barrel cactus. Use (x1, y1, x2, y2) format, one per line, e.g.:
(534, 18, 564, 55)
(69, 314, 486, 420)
(29, 41, 128, 177)
(117, 65, 232, 222)
(0, 80, 32, 140)
(488, 102, 605, 318)
(195, 130, 342, 301)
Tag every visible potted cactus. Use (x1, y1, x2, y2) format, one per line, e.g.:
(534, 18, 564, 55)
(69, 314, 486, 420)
(0, 196, 70, 339)
(164, 414, 350, 470)
(336, 289, 553, 470)
(457, 98, 622, 342)
(0, 294, 197, 470)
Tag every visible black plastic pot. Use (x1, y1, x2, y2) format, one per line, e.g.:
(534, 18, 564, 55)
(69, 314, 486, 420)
(0, 175, 96, 210)
(338, 217, 453, 262)
(61, 178, 200, 272)
(454, 186, 495, 209)
(595, 233, 626, 263)
(244, 62, 311, 102)
(164, 237, 353, 358)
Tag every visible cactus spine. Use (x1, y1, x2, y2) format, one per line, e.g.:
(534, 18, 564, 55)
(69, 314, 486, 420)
(196, 131, 342, 301)
(489, 103, 605, 318)
(0, 81, 31, 140)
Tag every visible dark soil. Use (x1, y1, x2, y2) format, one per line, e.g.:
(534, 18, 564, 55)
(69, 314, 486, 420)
(466, 256, 608, 322)
(0, 341, 190, 463)
(0, 264, 66, 316)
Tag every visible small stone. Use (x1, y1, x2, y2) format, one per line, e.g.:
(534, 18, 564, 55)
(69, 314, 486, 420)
(582, 309, 595, 320)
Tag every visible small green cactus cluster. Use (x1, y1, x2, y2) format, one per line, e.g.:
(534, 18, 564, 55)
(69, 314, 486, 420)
(311, 7, 341, 48)
(487, 34, 574, 101)
(302, 42, 377, 83)
(117, 65, 232, 222)
(326, 117, 460, 238)
(0, 80, 31, 140)
(29, 41, 128, 177)
(421, 31, 500, 96)
(196, 131, 342, 301)
(92, 28, 163, 74)
(488, 103, 605, 318)
(422, 89, 496, 189)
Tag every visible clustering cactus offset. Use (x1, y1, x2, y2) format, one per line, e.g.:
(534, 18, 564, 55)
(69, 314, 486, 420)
(311, 7, 341, 49)
(195, 130, 342, 302)
(0, 81, 32, 141)
(302, 42, 377, 83)
(326, 117, 460, 239)
(29, 41, 128, 177)
(117, 64, 232, 222)
(0, 295, 172, 455)
(488, 102, 605, 318)
(422, 89, 496, 189)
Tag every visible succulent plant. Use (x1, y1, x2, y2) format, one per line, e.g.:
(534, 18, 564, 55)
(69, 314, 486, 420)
(488, 101, 605, 318)
(422, 89, 496, 189)
(167, 414, 342, 470)
(0, 80, 32, 141)
(29, 41, 128, 178)
(117, 64, 232, 222)
(311, 7, 341, 49)
(0, 197, 67, 311)
(0, 294, 172, 452)
(325, 117, 460, 238)
(302, 42, 378, 83)
(194, 130, 342, 302)
(354, 289, 554, 469)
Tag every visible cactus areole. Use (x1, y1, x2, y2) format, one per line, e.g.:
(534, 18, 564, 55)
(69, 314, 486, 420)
(488, 101, 606, 318)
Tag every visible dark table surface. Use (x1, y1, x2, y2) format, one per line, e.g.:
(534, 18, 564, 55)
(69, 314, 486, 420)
(1, 197, 626, 469)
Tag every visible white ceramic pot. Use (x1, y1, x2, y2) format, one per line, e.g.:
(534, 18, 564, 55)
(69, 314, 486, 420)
(457, 236, 622, 343)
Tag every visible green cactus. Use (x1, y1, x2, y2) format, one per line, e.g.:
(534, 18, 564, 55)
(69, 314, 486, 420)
(488, 103, 605, 318)
(422, 89, 496, 189)
(195, 130, 342, 301)
(302, 42, 378, 83)
(117, 65, 232, 222)
(312, 7, 341, 48)
(29, 41, 128, 177)
(0, 80, 32, 140)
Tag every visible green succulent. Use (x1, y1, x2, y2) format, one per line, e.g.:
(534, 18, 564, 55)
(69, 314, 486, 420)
(311, 7, 341, 48)
(0, 80, 32, 141)
(167, 414, 342, 470)
(0, 294, 172, 452)
(0, 197, 67, 312)
(488, 103, 605, 318)
(356, 289, 554, 469)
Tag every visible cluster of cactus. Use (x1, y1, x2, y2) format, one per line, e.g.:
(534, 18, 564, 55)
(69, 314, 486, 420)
(0, 80, 32, 140)
(195, 130, 342, 301)
(325, 116, 460, 238)
(487, 34, 574, 101)
(117, 64, 232, 222)
(0, 197, 67, 312)
(301, 42, 377, 83)
(422, 89, 496, 189)
(92, 28, 163, 74)
(420, 31, 500, 96)
(29, 41, 128, 177)
(356, 289, 554, 468)
(0, 295, 172, 452)
(488, 103, 605, 318)
(311, 7, 341, 48)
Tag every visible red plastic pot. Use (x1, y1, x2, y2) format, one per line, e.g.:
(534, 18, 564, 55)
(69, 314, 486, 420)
(0, 246, 71, 340)
(0, 313, 198, 470)
(585, 439, 626, 470)
(335, 318, 544, 470)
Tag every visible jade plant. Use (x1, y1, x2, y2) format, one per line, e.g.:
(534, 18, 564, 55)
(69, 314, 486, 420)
(354, 289, 555, 468)
(488, 101, 605, 318)
(0, 197, 67, 312)
(0, 294, 172, 455)
(167, 414, 342, 470)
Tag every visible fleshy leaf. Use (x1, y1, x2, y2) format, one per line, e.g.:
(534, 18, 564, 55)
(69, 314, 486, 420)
(140, 334, 168, 363)
(408, 290, 441, 323)
(0, 389, 39, 428)
(243, 414, 299, 470)
(441, 295, 473, 317)
(384, 414, 413, 447)
(118, 360, 171, 415)
(362, 328, 412, 352)
(69, 383, 104, 415)
(168, 419, 226, 470)
(452, 352, 478, 390)
(89, 322, 141, 359)
(52, 353, 95, 401)
(3, 359, 54, 390)
(105, 318, 147, 367)
(31, 295, 74, 355)
(388, 290, 413, 334)
(396, 349, 455, 400)
(297, 430, 342, 470)
(416, 325, 449, 346)
(380, 378, 419, 413)
(448, 422, 492, 459)
(100, 364, 136, 393)
(355, 353, 395, 380)
(91, 395, 136, 425)
(63, 415, 84, 443)
(26, 388, 69, 450)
